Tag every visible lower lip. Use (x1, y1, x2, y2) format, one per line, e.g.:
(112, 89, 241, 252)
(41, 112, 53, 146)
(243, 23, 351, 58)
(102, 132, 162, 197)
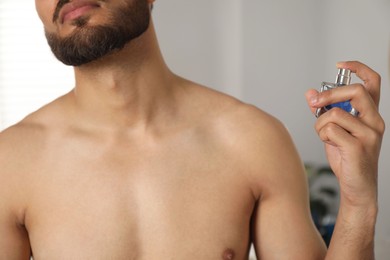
(62, 5, 98, 23)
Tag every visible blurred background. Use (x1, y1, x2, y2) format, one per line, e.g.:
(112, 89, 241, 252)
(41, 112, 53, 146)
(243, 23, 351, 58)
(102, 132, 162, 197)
(0, 0, 389, 258)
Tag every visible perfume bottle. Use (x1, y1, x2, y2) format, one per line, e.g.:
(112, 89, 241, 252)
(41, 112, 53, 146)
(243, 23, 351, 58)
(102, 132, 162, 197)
(315, 68, 359, 118)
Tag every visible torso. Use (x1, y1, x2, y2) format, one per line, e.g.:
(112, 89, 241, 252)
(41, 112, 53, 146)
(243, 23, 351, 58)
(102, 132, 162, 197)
(1, 82, 273, 259)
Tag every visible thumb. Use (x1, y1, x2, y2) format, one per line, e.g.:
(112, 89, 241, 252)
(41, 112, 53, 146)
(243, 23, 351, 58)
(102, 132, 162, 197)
(305, 89, 320, 115)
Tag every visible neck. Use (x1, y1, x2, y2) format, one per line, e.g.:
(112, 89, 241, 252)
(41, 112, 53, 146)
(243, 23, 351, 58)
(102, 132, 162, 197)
(67, 21, 179, 132)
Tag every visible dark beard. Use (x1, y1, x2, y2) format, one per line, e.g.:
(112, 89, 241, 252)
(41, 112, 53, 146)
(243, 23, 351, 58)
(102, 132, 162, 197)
(45, 0, 150, 66)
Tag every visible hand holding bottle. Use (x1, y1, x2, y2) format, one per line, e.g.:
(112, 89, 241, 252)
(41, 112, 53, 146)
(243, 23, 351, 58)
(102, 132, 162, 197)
(305, 61, 384, 211)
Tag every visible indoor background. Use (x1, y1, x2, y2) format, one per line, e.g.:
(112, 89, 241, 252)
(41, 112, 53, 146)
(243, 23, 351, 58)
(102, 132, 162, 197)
(0, 0, 389, 258)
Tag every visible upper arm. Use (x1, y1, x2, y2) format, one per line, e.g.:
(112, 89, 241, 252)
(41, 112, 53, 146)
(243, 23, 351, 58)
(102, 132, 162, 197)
(0, 130, 32, 259)
(238, 107, 327, 259)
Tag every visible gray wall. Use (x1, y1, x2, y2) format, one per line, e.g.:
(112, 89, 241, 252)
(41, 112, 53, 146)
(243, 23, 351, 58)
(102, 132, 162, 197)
(154, 1, 390, 258)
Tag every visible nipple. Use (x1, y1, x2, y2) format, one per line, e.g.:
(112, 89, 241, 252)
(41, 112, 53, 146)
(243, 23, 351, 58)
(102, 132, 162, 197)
(222, 249, 235, 260)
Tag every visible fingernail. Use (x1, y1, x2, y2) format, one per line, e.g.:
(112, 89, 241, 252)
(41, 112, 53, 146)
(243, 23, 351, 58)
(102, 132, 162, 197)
(310, 94, 319, 105)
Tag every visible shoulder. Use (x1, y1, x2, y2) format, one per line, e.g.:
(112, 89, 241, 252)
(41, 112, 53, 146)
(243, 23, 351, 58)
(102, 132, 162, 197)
(0, 99, 60, 155)
(185, 82, 306, 199)
(0, 121, 43, 225)
(0, 119, 47, 152)
(0, 93, 69, 149)
(212, 99, 302, 172)
(0, 97, 63, 181)
(0, 120, 47, 180)
(181, 79, 286, 135)
(188, 82, 294, 158)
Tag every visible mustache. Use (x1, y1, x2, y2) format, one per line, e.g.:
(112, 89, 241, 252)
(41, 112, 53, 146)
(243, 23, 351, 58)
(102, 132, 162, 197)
(52, 0, 71, 23)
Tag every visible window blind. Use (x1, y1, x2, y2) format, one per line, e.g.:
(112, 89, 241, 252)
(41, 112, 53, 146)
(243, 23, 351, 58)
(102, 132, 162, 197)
(0, 0, 73, 130)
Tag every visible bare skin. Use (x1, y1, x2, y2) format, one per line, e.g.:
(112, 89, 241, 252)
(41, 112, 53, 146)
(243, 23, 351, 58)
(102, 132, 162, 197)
(0, 0, 384, 259)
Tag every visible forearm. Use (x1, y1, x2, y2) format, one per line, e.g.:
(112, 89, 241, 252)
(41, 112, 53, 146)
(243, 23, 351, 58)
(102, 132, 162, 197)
(325, 201, 378, 260)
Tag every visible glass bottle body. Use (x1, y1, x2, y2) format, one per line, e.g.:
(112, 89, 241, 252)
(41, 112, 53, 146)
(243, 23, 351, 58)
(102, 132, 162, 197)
(315, 69, 359, 118)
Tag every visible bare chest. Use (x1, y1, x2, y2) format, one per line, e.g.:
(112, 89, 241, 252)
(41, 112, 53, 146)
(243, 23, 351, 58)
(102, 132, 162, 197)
(24, 140, 255, 259)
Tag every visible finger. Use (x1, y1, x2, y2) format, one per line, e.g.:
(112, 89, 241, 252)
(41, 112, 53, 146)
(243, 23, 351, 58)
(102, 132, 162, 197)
(304, 89, 319, 115)
(314, 84, 378, 120)
(337, 61, 381, 106)
(311, 83, 385, 134)
(317, 121, 358, 151)
(315, 107, 378, 143)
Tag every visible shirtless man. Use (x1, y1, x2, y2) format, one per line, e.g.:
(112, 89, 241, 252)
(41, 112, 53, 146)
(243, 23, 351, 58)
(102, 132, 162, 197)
(0, 0, 385, 259)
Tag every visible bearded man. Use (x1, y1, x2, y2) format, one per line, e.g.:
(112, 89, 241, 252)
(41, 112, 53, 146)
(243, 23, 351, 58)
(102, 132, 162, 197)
(0, 0, 384, 259)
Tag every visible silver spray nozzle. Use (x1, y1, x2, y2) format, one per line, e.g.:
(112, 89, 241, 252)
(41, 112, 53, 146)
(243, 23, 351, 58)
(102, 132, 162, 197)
(335, 68, 352, 85)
